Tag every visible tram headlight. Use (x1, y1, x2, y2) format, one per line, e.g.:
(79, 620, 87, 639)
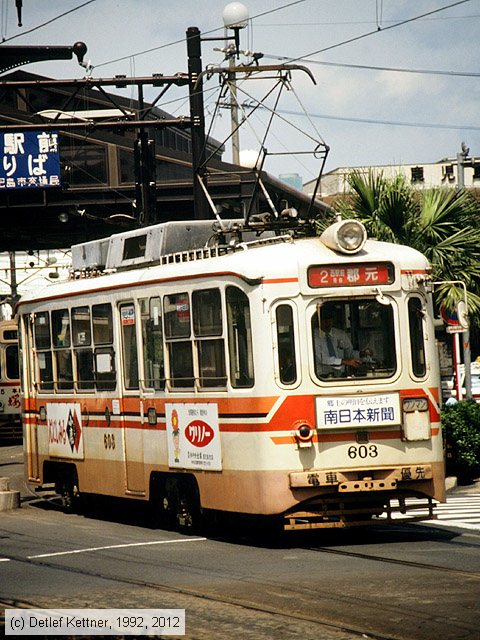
(293, 420, 315, 448)
(320, 219, 367, 254)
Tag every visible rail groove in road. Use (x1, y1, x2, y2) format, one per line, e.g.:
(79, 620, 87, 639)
(1, 534, 479, 640)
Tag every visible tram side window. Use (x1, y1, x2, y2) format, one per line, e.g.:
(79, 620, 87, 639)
(226, 286, 254, 388)
(408, 297, 426, 377)
(193, 288, 226, 388)
(52, 308, 73, 391)
(120, 303, 139, 390)
(92, 303, 116, 391)
(72, 306, 94, 390)
(140, 297, 164, 390)
(164, 293, 194, 388)
(33, 312, 53, 391)
(276, 305, 297, 385)
(6, 345, 19, 380)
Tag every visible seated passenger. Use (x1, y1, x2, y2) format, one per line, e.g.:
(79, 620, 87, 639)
(313, 305, 361, 377)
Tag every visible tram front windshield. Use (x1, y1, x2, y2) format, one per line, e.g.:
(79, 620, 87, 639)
(312, 299, 396, 380)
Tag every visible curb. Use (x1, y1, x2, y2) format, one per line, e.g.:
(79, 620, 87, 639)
(445, 476, 458, 492)
(0, 477, 20, 511)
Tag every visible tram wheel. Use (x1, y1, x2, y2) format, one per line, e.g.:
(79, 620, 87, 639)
(151, 475, 201, 532)
(56, 476, 80, 513)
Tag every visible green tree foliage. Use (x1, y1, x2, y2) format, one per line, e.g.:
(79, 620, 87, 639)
(442, 400, 480, 483)
(325, 170, 480, 318)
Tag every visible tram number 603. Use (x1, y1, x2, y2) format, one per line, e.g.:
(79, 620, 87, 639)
(104, 433, 115, 450)
(348, 444, 378, 459)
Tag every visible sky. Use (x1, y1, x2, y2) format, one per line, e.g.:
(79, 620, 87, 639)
(1, 0, 479, 185)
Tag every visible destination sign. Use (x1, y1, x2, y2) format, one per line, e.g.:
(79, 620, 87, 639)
(308, 262, 394, 288)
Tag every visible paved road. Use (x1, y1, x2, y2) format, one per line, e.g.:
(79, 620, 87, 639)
(1, 443, 480, 640)
(1, 499, 480, 640)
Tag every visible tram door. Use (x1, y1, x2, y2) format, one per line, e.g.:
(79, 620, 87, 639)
(24, 315, 39, 480)
(119, 303, 145, 494)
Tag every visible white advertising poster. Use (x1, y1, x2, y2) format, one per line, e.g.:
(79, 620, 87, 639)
(47, 403, 84, 459)
(165, 403, 222, 471)
(316, 393, 401, 429)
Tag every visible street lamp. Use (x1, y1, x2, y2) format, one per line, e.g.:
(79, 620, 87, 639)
(186, 6, 249, 217)
(222, 2, 249, 57)
(222, 3, 249, 165)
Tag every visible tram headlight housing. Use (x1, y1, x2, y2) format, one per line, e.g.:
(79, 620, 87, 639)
(402, 398, 429, 413)
(320, 219, 367, 254)
(293, 420, 315, 448)
(402, 397, 431, 442)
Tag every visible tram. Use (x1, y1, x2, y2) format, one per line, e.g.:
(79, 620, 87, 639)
(0, 319, 21, 440)
(18, 216, 445, 529)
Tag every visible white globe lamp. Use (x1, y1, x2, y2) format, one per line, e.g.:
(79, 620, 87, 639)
(222, 3, 249, 29)
(239, 148, 263, 169)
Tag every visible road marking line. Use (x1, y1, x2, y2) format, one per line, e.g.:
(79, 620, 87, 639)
(28, 537, 207, 559)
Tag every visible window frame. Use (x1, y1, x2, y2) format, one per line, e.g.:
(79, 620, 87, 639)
(119, 301, 139, 391)
(226, 285, 254, 389)
(310, 297, 397, 383)
(274, 302, 299, 387)
(164, 292, 194, 390)
(139, 296, 165, 391)
(407, 295, 427, 379)
(192, 288, 227, 389)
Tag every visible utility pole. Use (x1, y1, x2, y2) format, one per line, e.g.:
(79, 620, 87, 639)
(134, 84, 156, 226)
(186, 26, 209, 220)
(457, 142, 472, 399)
(9, 252, 18, 309)
(223, 3, 249, 166)
(227, 48, 240, 166)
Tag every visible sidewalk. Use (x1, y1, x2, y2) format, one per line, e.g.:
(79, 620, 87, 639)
(448, 476, 480, 495)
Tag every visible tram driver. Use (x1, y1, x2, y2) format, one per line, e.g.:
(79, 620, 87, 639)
(313, 303, 361, 378)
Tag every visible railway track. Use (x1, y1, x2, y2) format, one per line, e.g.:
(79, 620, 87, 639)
(1, 532, 479, 640)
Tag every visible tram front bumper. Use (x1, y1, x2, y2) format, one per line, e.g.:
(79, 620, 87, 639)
(289, 464, 433, 491)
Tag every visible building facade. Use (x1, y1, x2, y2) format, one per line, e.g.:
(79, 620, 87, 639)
(0, 71, 325, 251)
(305, 157, 480, 201)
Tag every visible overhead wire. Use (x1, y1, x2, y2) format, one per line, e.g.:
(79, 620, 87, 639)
(272, 58, 480, 78)
(257, 14, 480, 26)
(249, 105, 480, 132)
(90, 0, 477, 142)
(4, 0, 476, 179)
(261, 0, 474, 64)
(1, 0, 97, 44)
(95, 0, 312, 69)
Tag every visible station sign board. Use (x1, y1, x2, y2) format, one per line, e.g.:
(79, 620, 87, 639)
(1, 131, 61, 189)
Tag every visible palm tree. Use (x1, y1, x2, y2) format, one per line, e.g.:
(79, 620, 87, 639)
(327, 169, 480, 318)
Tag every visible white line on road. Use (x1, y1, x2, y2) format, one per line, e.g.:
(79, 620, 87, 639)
(28, 537, 207, 559)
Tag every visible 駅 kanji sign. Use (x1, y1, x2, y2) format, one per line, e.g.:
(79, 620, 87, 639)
(1, 131, 61, 189)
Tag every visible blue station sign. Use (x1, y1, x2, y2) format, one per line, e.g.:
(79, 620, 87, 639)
(1, 131, 61, 189)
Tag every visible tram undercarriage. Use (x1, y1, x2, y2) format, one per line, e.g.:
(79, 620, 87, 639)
(283, 490, 437, 531)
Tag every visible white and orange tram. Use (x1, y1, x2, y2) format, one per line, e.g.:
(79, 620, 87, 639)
(18, 217, 445, 529)
(0, 319, 21, 440)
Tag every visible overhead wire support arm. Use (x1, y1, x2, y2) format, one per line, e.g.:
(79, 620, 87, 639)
(0, 74, 190, 90)
(0, 118, 192, 132)
(196, 62, 317, 86)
